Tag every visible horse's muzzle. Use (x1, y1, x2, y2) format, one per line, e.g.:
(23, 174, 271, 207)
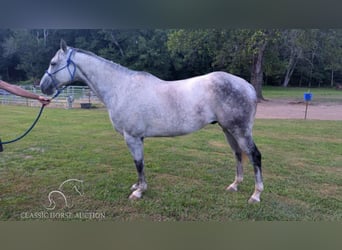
(40, 75, 55, 96)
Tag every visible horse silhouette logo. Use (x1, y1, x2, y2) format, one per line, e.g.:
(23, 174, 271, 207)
(45, 179, 84, 210)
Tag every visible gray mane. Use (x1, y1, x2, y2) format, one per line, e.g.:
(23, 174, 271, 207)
(73, 47, 158, 79)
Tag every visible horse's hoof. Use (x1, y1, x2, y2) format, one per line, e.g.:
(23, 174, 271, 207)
(226, 185, 238, 192)
(129, 194, 140, 200)
(248, 197, 260, 204)
(129, 190, 143, 200)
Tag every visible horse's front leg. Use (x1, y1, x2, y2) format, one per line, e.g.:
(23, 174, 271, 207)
(124, 133, 147, 199)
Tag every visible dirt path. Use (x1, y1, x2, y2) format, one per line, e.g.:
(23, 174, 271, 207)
(256, 99, 342, 120)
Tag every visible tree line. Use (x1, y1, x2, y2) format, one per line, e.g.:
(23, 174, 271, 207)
(1, 29, 341, 99)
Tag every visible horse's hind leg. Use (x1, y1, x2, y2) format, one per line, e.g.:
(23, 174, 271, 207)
(248, 143, 263, 203)
(222, 128, 263, 203)
(124, 133, 147, 199)
(237, 136, 263, 203)
(223, 130, 244, 192)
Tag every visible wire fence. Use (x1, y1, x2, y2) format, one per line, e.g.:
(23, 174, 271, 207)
(0, 86, 104, 109)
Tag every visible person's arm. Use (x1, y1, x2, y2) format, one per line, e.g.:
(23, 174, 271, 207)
(0, 80, 50, 105)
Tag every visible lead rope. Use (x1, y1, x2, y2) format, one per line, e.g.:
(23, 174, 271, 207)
(0, 88, 64, 152)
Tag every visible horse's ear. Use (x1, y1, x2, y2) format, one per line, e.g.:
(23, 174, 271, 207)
(60, 39, 67, 52)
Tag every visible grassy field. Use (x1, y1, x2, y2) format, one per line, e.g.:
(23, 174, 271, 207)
(263, 86, 342, 103)
(0, 87, 341, 221)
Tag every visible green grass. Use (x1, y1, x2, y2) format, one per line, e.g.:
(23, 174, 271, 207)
(0, 88, 341, 221)
(263, 86, 342, 103)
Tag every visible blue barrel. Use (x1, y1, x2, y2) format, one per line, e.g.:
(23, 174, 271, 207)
(304, 92, 313, 102)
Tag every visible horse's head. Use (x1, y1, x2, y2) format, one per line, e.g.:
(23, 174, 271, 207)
(40, 39, 77, 96)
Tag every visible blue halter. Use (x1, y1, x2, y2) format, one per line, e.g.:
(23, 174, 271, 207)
(46, 49, 76, 98)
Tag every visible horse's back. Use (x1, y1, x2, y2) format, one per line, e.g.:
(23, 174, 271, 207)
(157, 70, 257, 118)
(171, 71, 256, 101)
(208, 71, 256, 100)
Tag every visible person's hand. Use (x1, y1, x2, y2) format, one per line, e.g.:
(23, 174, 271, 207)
(38, 96, 51, 105)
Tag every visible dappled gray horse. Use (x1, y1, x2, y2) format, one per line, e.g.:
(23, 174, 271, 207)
(40, 40, 263, 203)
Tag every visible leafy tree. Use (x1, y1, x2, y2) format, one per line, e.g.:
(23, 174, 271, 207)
(98, 29, 173, 79)
(247, 29, 279, 100)
(167, 29, 216, 79)
(0, 30, 23, 81)
(211, 29, 251, 78)
(2, 28, 342, 90)
(2, 29, 53, 84)
(280, 29, 305, 87)
(321, 29, 342, 87)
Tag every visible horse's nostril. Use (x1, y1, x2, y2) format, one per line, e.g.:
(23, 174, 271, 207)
(41, 85, 54, 96)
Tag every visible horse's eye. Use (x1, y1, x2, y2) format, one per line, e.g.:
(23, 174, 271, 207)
(50, 62, 57, 66)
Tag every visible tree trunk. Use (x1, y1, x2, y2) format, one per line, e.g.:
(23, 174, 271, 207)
(331, 69, 334, 87)
(282, 54, 297, 87)
(308, 67, 313, 88)
(110, 32, 124, 57)
(283, 72, 291, 87)
(250, 41, 268, 101)
(43, 29, 48, 46)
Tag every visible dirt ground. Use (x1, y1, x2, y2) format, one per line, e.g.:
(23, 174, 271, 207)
(256, 99, 342, 120)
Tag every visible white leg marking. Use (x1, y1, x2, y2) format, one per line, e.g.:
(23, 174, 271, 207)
(129, 189, 143, 200)
(248, 182, 264, 204)
(226, 176, 243, 192)
(226, 182, 238, 192)
(129, 182, 147, 200)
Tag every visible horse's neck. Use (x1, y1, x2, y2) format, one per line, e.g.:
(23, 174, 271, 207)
(75, 52, 129, 105)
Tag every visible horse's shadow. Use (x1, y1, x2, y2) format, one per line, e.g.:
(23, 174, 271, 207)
(45, 179, 84, 210)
